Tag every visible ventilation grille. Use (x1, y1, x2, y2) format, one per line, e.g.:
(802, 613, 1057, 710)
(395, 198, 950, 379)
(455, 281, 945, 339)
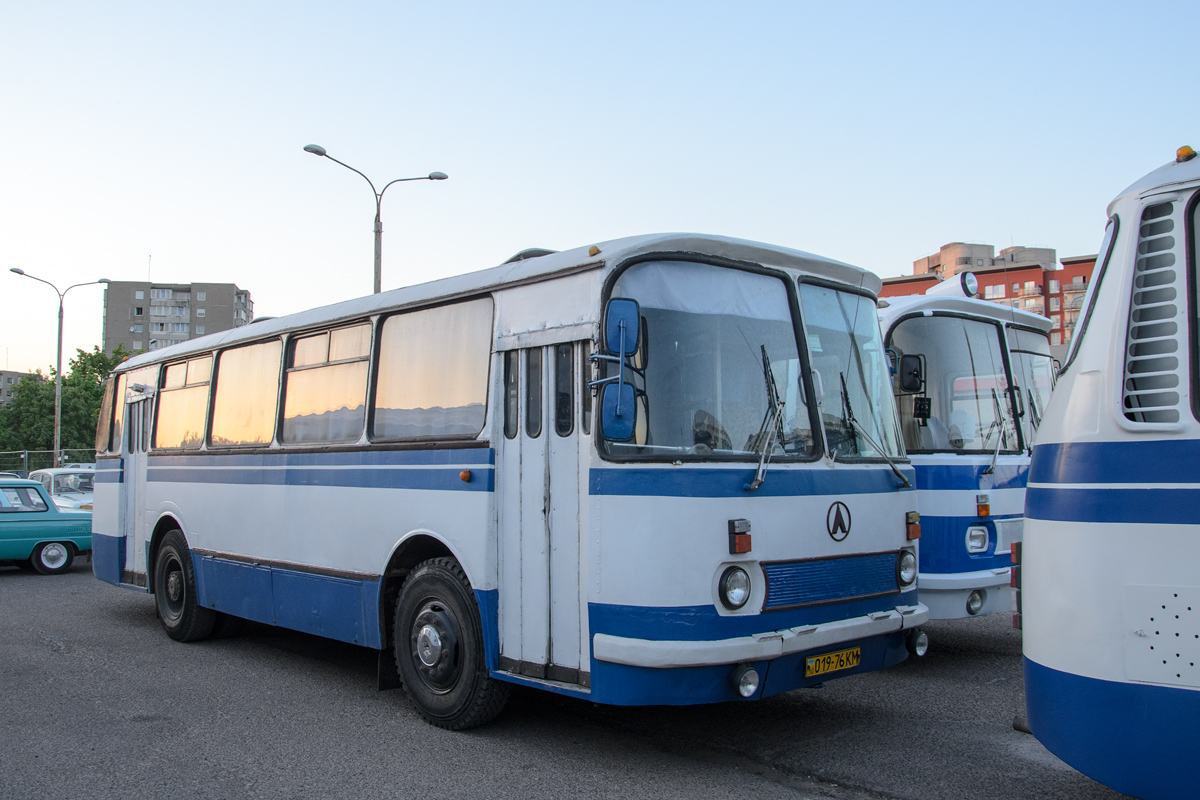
(763, 552, 898, 610)
(1122, 201, 1182, 423)
(1123, 585, 1200, 688)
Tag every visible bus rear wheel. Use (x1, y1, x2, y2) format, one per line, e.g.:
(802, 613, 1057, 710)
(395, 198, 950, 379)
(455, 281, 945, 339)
(393, 557, 510, 730)
(154, 530, 215, 642)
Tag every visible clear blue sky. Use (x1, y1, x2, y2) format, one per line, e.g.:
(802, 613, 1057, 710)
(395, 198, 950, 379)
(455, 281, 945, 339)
(1, 0, 1195, 373)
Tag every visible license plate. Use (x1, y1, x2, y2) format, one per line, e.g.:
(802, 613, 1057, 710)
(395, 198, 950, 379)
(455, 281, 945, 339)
(805, 647, 861, 677)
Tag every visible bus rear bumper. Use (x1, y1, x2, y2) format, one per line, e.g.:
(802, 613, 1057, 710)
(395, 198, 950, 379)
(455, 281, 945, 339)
(592, 603, 928, 668)
(920, 568, 1012, 619)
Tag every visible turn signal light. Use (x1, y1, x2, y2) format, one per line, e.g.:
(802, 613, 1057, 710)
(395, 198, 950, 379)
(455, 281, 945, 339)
(728, 518, 752, 554)
(906, 510, 921, 540)
(976, 493, 990, 517)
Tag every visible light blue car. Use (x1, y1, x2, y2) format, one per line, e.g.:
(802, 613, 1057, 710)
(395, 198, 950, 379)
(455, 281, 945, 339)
(0, 479, 92, 574)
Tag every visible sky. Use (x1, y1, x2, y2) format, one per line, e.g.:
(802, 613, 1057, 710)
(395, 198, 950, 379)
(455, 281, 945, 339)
(1, 0, 1196, 374)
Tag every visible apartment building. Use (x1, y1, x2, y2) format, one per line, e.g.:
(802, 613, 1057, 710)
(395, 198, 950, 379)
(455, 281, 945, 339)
(0, 370, 36, 407)
(102, 282, 253, 355)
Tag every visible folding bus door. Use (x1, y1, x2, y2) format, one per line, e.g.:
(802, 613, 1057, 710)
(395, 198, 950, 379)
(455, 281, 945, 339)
(497, 342, 584, 685)
(119, 388, 153, 585)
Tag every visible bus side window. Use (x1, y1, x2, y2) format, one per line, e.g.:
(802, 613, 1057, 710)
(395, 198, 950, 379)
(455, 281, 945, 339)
(554, 343, 573, 437)
(504, 350, 519, 439)
(526, 348, 543, 438)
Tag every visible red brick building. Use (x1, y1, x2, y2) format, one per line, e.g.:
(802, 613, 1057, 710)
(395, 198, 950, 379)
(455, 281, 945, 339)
(881, 242, 1099, 350)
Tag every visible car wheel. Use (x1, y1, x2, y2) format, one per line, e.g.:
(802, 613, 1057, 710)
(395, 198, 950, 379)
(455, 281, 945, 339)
(154, 530, 215, 642)
(393, 557, 510, 730)
(31, 541, 75, 575)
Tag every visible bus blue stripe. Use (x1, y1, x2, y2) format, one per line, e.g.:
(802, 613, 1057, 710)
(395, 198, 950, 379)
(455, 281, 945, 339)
(589, 466, 915, 498)
(1025, 486, 1200, 525)
(1030, 440, 1200, 485)
(147, 465, 494, 492)
(1025, 657, 1198, 800)
(588, 589, 918, 641)
(912, 463, 1027, 491)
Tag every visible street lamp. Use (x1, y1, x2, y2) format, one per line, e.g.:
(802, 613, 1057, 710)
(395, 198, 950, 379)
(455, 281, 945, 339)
(303, 144, 448, 294)
(9, 268, 110, 467)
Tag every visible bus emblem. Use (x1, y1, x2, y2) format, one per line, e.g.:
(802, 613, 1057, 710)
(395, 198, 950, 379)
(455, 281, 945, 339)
(827, 502, 852, 541)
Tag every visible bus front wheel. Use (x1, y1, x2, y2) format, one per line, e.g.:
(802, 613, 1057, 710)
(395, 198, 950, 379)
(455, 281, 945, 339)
(393, 557, 510, 730)
(154, 530, 215, 642)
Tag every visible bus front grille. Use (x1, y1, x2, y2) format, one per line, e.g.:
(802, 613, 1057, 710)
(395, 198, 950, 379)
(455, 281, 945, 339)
(762, 552, 899, 611)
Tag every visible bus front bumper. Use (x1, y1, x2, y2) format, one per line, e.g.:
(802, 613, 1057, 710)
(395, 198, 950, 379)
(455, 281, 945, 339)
(592, 603, 928, 668)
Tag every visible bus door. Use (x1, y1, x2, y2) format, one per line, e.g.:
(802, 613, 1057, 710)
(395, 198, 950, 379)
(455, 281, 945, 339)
(497, 342, 584, 685)
(120, 385, 153, 584)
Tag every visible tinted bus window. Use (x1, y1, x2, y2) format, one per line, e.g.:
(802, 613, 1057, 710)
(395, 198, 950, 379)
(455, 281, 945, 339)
(554, 343, 573, 437)
(95, 376, 116, 453)
(155, 355, 213, 449)
(211, 341, 282, 446)
(374, 298, 493, 440)
(283, 323, 370, 444)
(111, 365, 160, 452)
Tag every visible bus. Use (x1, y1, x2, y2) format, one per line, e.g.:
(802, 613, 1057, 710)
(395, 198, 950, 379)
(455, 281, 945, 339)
(878, 275, 1053, 619)
(1020, 146, 1200, 799)
(92, 233, 928, 729)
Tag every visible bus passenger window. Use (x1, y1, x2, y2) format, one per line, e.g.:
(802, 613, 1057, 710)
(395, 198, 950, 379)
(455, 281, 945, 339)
(211, 340, 282, 447)
(283, 323, 370, 444)
(504, 350, 519, 439)
(374, 298, 493, 440)
(526, 348, 543, 438)
(155, 355, 213, 449)
(554, 344, 573, 437)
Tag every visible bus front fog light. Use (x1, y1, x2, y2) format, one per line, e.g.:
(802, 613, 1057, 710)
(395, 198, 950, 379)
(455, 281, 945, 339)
(966, 526, 989, 553)
(967, 590, 985, 616)
(907, 629, 929, 657)
(897, 550, 917, 587)
(719, 566, 751, 610)
(731, 664, 760, 698)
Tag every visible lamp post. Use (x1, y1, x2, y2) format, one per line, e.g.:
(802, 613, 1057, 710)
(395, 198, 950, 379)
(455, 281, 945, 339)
(303, 144, 447, 294)
(9, 268, 110, 467)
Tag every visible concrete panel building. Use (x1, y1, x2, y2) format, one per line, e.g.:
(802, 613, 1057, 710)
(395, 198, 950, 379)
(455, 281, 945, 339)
(102, 282, 253, 355)
(0, 370, 36, 407)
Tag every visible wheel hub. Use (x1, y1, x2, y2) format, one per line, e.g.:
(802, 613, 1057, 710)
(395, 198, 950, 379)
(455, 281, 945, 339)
(167, 571, 183, 603)
(41, 544, 67, 569)
(411, 603, 460, 693)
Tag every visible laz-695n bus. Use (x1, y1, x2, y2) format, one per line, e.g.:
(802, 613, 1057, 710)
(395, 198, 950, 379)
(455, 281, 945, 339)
(93, 233, 928, 729)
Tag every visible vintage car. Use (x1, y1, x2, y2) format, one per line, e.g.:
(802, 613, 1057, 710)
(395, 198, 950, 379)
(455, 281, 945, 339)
(0, 478, 92, 574)
(26, 467, 96, 510)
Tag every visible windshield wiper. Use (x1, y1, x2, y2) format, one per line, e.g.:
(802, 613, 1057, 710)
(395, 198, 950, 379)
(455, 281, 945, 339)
(982, 387, 1009, 475)
(746, 345, 785, 492)
(839, 372, 911, 489)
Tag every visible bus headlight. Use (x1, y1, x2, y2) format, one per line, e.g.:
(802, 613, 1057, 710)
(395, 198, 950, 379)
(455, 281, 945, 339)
(719, 566, 751, 609)
(966, 526, 989, 553)
(730, 664, 760, 697)
(967, 590, 985, 616)
(897, 550, 917, 587)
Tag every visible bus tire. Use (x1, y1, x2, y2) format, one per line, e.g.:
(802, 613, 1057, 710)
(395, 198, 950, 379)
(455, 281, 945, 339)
(154, 530, 215, 642)
(31, 541, 74, 575)
(393, 557, 510, 730)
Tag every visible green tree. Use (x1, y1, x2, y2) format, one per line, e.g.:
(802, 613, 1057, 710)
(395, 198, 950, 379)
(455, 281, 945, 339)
(0, 345, 132, 452)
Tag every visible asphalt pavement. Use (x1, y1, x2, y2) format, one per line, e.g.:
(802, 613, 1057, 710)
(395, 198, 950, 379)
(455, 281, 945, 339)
(0, 561, 1125, 799)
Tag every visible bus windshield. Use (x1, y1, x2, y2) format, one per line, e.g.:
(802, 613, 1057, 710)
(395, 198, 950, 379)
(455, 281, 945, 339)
(1006, 326, 1055, 443)
(799, 284, 904, 460)
(603, 260, 815, 460)
(888, 315, 1019, 454)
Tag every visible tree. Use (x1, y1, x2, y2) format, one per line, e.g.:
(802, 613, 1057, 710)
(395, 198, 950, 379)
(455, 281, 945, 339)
(0, 345, 132, 452)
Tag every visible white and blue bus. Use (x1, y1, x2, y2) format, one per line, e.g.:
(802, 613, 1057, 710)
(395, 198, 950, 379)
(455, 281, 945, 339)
(879, 277, 1053, 619)
(1020, 147, 1200, 799)
(92, 234, 928, 729)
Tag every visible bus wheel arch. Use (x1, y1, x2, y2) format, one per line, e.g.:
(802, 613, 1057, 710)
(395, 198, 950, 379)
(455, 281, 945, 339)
(392, 556, 510, 729)
(147, 514, 185, 594)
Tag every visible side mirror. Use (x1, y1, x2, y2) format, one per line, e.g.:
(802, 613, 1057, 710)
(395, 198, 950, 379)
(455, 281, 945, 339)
(599, 382, 636, 441)
(898, 354, 924, 394)
(603, 298, 640, 357)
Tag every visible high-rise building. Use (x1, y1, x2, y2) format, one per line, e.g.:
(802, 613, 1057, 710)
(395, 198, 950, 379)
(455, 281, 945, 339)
(101, 282, 253, 355)
(0, 370, 36, 407)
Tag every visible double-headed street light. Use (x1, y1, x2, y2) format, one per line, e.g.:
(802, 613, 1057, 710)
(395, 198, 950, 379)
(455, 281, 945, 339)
(9, 268, 110, 467)
(303, 144, 448, 294)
